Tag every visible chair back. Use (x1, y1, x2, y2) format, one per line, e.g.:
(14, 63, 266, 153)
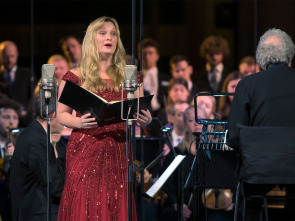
(238, 124, 295, 184)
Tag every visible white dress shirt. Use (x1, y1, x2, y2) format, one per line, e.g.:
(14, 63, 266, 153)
(187, 80, 193, 91)
(143, 67, 161, 111)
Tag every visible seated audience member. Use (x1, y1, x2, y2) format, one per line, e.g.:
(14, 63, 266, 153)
(142, 102, 190, 192)
(0, 97, 21, 175)
(9, 92, 66, 221)
(195, 91, 218, 120)
(159, 105, 207, 221)
(0, 41, 35, 126)
(159, 101, 190, 187)
(169, 55, 199, 103)
(139, 38, 171, 114)
(147, 77, 189, 137)
(197, 36, 230, 93)
(59, 35, 82, 68)
(168, 101, 190, 147)
(217, 71, 244, 120)
(0, 97, 21, 220)
(238, 56, 260, 76)
(167, 77, 190, 110)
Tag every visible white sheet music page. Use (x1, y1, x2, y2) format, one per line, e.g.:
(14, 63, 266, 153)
(145, 155, 186, 198)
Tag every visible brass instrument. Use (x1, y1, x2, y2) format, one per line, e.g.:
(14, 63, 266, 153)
(7, 124, 13, 143)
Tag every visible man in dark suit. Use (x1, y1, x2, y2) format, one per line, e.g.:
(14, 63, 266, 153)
(9, 91, 66, 221)
(227, 28, 295, 220)
(139, 38, 171, 115)
(169, 55, 199, 103)
(197, 36, 230, 93)
(0, 41, 33, 111)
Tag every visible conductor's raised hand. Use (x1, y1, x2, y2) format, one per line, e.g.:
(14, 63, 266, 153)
(79, 113, 98, 129)
(133, 109, 152, 127)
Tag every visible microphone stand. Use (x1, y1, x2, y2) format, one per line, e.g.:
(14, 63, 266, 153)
(43, 90, 52, 221)
(46, 99, 51, 221)
(126, 110, 133, 221)
(139, 127, 145, 221)
(39, 80, 57, 221)
(121, 85, 141, 221)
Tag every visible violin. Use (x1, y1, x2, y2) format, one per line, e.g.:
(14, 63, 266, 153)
(135, 152, 168, 204)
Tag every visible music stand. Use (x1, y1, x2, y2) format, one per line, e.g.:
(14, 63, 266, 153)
(186, 92, 238, 221)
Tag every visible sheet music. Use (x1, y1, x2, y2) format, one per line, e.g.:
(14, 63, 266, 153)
(145, 155, 186, 198)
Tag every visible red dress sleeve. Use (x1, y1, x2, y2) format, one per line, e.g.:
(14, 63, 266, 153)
(137, 71, 143, 84)
(62, 71, 80, 85)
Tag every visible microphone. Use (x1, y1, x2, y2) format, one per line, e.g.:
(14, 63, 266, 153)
(39, 64, 57, 119)
(124, 65, 138, 99)
(121, 65, 140, 124)
(41, 64, 55, 101)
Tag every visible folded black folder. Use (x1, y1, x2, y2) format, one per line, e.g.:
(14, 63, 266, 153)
(59, 80, 153, 125)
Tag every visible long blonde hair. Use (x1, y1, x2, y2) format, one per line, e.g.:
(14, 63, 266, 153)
(79, 16, 126, 92)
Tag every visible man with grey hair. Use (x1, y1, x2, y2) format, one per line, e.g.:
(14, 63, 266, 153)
(227, 28, 295, 220)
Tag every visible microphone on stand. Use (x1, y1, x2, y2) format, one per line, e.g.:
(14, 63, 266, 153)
(121, 65, 140, 124)
(124, 64, 138, 99)
(38, 64, 58, 221)
(39, 64, 57, 119)
(122, 65, 140, 221)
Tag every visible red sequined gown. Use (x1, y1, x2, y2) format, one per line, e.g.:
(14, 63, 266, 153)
(57, 71, 141, 221)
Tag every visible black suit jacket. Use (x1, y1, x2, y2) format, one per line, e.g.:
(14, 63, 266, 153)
(188, 83, 199, 104)
(0, 66, 33, 108)
(227, 63, 295, 150)
(9, 119, 66, 221)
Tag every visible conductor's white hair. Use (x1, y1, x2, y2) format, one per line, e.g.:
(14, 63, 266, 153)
(256, 28, 295, 70)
